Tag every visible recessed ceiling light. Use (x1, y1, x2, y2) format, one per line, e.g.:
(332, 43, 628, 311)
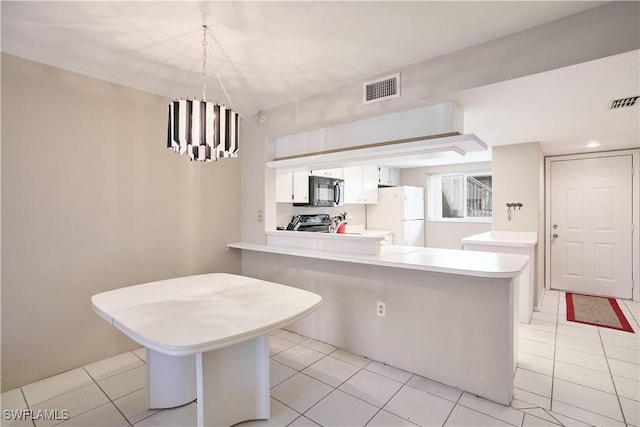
(586, 141, 600, 148)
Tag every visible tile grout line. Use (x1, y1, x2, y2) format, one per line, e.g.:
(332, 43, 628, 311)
(266, 334, 321, 422)
(271, 341, 373, 424)
(438, 387, 463, 427)
(360, 371, 415, 427)
(546, 293, 629, 426)
(548, 293, 629, 424)
(600, 300, 629, 426)
(295, 356, 371, 423)
(82, 366, 134, 427)
(17, 387, 36, 427)
(280, 331, 541, 427)
(270, 395, 304, 427)
(454, 396, 526, 427)
(547, 291, 560, 416)
(131, 349, 146, 364)
(272, 335, 434, 427)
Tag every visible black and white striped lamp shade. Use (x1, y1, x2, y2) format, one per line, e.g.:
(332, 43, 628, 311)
(167, 99, 239, 161)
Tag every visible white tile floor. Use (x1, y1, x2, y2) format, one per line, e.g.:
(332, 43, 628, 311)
(2, 290, 638, 427)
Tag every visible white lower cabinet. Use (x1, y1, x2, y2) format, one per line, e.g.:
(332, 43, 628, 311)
(344, 165, 379, 204)
(276, 170, 309, 203)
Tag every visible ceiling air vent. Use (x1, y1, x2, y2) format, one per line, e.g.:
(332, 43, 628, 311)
(363, 73, 400, 105)
(607, 96, 639, 110)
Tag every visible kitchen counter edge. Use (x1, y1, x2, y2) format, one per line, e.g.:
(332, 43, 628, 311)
(227, 241, 529, 279)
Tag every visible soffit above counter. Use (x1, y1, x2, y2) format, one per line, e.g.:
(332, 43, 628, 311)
(266, 132, 489, 170)
(266, 103, 490, 170)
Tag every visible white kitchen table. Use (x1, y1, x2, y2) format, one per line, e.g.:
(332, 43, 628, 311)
(91, 273, 322, 427)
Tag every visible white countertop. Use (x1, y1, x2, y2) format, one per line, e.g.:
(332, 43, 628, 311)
(228, 242, 529, 279)
(343, 225, 392, 237)
(91, 273, 322, 356)
(268, 230, 384, 242)
(462, 231, 538, 247)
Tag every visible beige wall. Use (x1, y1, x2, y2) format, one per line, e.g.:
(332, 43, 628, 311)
(492, 143, 542, 231)
(492, 142, 545, 307)
(1, 54, 241, 391)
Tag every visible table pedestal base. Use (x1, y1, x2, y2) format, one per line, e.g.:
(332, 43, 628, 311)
(146, 335, 270, 427)
(196, 335, 270, 427)
(147, 350, 196, 408)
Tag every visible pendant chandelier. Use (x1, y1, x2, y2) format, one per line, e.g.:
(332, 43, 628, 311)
(167, 25, 239, 162)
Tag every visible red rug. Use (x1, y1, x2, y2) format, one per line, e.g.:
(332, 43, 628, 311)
(566, 293, 635, 333)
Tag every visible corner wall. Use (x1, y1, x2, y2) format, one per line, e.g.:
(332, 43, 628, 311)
(491, 142, 545, 307)
(1, 54, 241, 391)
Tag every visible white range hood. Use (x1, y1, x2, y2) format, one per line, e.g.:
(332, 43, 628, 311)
(267, 102, 489, 169)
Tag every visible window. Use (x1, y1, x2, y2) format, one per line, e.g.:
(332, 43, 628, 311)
(428, 172, 493, 221)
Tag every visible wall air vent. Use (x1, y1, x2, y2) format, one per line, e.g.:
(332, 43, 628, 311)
(607, 96, 639, 109)
(363, 73, 400, 105)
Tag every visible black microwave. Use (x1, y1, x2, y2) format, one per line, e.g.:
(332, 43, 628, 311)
(297, 175, 344, 207)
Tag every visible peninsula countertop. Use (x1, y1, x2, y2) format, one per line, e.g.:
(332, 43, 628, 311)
(227, 241, 530, 279)
(462, 231, 538, 247)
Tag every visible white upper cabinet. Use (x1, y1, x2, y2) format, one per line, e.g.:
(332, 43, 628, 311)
(378, 166, 400, 187)
(308, 168, 344, 179)
(344, 165, 379, 204)
(276, 170, 309, 203)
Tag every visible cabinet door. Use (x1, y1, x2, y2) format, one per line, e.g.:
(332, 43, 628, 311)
(343, 166, 363, 204)
(378, 166, 390, 185)
(389, 167, 401, 186)
(378, 166, 400, 186)
(275, 171, 293, 203)
(309, 168, 344, 179)
(292, 171, 309, 203)
(362, 165, 378, 204)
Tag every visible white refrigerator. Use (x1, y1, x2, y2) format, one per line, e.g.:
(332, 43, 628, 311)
(366, 186, 425, 246)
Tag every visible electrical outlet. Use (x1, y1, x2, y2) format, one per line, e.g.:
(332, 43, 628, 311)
(376, 301, 386, 317)
(257, 210, 263, 223)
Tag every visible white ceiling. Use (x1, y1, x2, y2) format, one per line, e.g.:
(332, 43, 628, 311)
(449, 50, 640, 156)
(2, 1, 638, 156)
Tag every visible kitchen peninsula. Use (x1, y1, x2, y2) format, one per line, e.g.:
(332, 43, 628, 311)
(228, 234, 529, 405)
(246, 105, 527, 405)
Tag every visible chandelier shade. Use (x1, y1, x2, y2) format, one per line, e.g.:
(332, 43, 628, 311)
(167, 99, 239, 162)
(166, 25, 240, 162)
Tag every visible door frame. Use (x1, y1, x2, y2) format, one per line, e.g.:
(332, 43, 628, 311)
(545, 149, 640, 301)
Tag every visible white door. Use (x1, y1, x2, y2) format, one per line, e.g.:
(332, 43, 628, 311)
(550, 155, 633, 298)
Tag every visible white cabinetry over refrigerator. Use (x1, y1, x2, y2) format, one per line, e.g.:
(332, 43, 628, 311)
(367, 186, 425, 246)
(378, 166, 400, 186)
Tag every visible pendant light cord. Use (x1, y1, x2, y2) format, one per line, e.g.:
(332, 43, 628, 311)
(202, 25, 241, 115)
(202, 25, 208, 101)
(216, 72, 239, 116)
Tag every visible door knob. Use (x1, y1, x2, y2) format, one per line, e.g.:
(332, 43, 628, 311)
(553, 234, 559, 238)
(552, 224, 558, 229)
